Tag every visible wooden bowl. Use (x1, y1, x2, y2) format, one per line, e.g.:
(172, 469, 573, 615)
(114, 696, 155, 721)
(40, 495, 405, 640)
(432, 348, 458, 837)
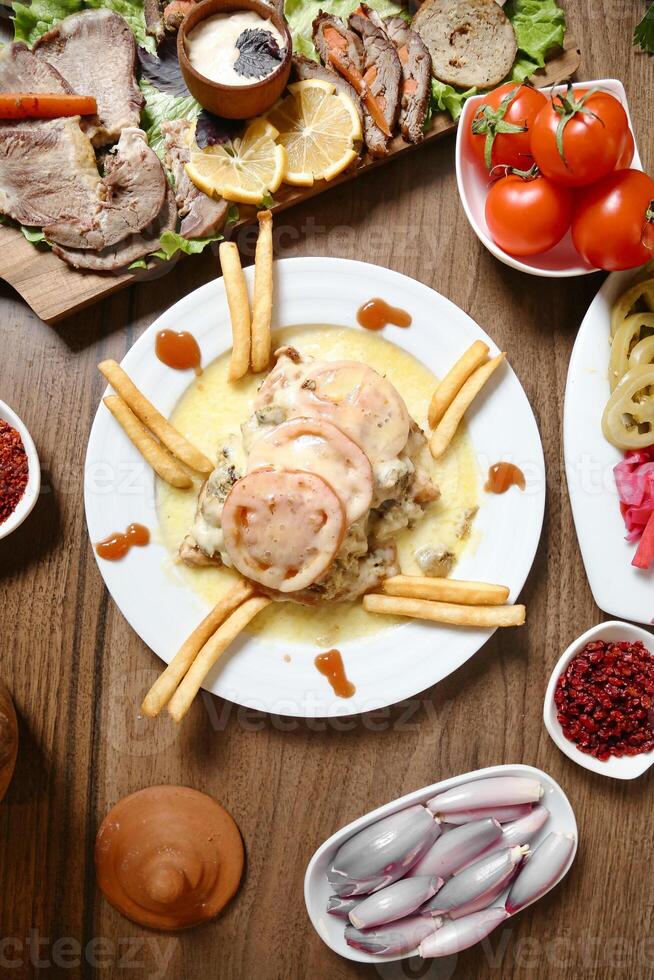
(178, 0, 292, 119)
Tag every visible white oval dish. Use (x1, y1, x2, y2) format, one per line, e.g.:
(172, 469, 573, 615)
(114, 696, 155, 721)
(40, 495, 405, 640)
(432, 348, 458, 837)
(0, 399, 40, 540)
(544, 620, 654, 780)
(563, 265, 654, 624)
(304, 763, 577, 964)
(84, 257, 545, 718)
(455, 79, 641, 278)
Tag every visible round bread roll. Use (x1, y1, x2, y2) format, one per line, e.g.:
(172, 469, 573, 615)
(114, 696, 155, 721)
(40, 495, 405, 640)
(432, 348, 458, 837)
(412, 0, 517, 89)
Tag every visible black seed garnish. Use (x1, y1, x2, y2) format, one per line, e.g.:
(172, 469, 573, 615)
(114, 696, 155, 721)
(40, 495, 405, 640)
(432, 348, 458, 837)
(234, 28, 283, 79)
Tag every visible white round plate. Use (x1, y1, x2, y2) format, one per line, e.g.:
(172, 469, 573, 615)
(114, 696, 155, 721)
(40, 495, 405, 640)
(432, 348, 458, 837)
(564, 266, 654, 625)
(304, 763, 577, 964)
(85, 258, 545, 717)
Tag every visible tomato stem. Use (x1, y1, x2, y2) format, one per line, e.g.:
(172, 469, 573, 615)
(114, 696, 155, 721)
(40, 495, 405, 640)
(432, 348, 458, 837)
(551, 83, 606, 169)
(471, 87, 527, 170)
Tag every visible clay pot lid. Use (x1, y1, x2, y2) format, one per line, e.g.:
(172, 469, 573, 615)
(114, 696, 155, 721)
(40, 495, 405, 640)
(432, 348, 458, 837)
(95, 785, 244, 930)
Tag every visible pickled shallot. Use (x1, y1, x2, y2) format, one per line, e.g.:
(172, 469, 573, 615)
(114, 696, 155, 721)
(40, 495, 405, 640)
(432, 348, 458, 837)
(426, 776, 542, 815)
(328, 805, 439, 896)
(349, 876, 442, 930)
(506, 833, 575, 914)
(421, 846, 527, 917)
(438, 803, 533, 825)
(419, 907, 510, 958)
(345, 915, 441, 955)
(327, 896, 359, 917)
(407, 818, 502, 879)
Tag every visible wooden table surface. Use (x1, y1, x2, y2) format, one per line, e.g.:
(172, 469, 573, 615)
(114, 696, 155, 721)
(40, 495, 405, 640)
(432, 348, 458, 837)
(2, 2, 653, 977)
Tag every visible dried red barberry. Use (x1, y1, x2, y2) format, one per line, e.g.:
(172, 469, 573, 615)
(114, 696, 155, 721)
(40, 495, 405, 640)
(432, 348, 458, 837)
(554, 639, 654, 761)
(0, 419, 28, 524)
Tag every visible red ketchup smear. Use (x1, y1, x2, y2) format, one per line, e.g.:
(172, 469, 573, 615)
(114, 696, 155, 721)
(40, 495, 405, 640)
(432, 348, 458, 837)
(96, 524, 150, 561)
(315, 649, 356, 698)
(554, 639, 654, 760)
(357, 298, 412, 331)
(485, 462, 525, 494)
(0, 419, 29, 525)
(155, 330, 203, 375)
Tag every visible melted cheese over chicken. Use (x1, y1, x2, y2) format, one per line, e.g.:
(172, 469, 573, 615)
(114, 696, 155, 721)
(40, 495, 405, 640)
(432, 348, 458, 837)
(157, 325, 479, 644)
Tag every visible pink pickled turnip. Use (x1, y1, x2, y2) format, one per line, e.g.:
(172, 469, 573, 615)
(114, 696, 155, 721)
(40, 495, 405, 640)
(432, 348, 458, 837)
(419, 907, 509, 957)
(349, 876, 442, 930)
(328, 805, 440, 896)
(345, 914, 442, 956)
(506, 832, 575, 914)
(427, 777, 543, 816)
(421, 845, 527, 917)
(407, 818, 502, 879)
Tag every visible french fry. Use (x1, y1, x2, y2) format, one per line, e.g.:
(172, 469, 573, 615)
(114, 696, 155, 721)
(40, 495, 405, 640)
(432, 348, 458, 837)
(168, 596, 271, 722)
(428, 340, 490, 428)
(103, 396, 192, 489)
(381, 575, 510, 606)
(363, 593, 525, 628)
(220, 241, 251, 381)
(429, 353, 505, 460)
(98, 360, 212, 474)
(251, 210, 273, 373)
(140, 579, 255, 718)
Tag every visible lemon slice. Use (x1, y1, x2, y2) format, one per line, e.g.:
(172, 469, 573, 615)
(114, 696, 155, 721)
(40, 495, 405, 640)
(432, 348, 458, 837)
(266, 79, 362, 187)
(185, 117, 287, 205)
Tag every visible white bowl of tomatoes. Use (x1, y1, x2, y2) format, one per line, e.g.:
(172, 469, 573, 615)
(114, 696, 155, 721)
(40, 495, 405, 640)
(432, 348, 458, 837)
(455, 79, 650, 277)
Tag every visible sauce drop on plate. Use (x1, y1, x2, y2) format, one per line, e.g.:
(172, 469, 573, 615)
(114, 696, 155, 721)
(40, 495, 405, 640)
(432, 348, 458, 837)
(357, 298, 412, 331)
(155, 330, 203, 375)
(96, 523, 150, 561)
(485, 462, 526, 494)
(314, 649, 356, 698)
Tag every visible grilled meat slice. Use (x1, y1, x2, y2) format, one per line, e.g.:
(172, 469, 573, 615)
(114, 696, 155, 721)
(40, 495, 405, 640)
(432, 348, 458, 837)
(291, 53, 363, 129)
(384, 16, 432, 142)
(0, 117, 101, 227)
(162, 119, 229, 239)
(313, 12, 364, 69)
(52, 185, 177, 272)
(33, 10, 145, 147)
(348, 8, 402, 156)
(44, 128, 167, 250)
(0, 41, 74, 108)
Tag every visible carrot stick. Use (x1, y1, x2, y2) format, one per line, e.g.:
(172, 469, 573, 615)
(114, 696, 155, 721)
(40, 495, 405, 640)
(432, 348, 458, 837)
(0, 93, 97, 120)
(326, 50, 392, 137)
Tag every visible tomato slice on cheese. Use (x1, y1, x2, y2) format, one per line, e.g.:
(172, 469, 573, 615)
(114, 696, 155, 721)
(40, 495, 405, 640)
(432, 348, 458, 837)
(221, 469, 345, 592)
(247, 417, 373, 525)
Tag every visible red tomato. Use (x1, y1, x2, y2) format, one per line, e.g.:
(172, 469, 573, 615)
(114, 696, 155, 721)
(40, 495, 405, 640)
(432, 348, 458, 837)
(572, 169, 654, 271)
(485, 172, 573, 257)
(530, 87, 630, 187)
(469, 83, 547, 171)
(616, 128, 635, 169)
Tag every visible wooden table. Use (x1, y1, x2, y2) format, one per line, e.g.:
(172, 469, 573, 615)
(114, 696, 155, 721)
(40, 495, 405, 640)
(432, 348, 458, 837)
(1, 3, 653, 976)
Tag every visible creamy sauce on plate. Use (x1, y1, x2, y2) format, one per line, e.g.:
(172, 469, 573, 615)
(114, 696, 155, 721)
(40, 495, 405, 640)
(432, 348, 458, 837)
(186, 10, 285, 87)
(157, 325, 479, 645)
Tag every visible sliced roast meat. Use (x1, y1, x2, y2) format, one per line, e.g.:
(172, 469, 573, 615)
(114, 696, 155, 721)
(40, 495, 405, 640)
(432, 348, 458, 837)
(0, 41, 73, 99)
(348, 9, 402, 157)
(33, 9, 145, 147)
(44, 128, 167, 250)
(0, 117, 101, 227)
(384, 16, 432, 142)
(291, 54, 363, 129)
(162, 119, 229, 239)
(52, 185, 177, 271)
(313, 12, 364, 70)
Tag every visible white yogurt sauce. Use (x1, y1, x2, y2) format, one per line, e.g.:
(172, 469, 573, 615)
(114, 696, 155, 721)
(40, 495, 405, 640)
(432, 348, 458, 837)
(186, 10, 285, 87)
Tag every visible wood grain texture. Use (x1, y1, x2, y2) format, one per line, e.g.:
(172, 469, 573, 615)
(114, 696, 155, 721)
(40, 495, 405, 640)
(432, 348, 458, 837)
(0, 36, 580, 325)
(0, 4, 652, 977)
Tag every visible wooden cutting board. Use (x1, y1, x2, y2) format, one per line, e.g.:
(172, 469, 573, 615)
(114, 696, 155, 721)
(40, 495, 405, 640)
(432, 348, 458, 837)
(0, 34, 580, 324)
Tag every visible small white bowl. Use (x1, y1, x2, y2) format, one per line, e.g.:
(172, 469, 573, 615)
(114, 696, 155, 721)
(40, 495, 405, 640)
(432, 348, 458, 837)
(544, 620, 654, 780)
(304, 763, 577, 964)
(0, 400, 40, 540)
(455, 79, 642, 278)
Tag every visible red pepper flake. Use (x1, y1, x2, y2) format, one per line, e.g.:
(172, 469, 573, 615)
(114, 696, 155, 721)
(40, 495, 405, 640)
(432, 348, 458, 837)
(555, 639, 654, 761)
(0, 420, 29, 525)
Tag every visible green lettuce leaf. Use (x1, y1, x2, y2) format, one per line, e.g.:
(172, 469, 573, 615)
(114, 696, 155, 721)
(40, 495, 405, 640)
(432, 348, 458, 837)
(431, 80, 476, 123)
(505, 0, 566, 69)
(13, 0, 156, 51)
(139, 79, 201, 159)
(154, 229, 223, 259)
(284, 0, 406, 60)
